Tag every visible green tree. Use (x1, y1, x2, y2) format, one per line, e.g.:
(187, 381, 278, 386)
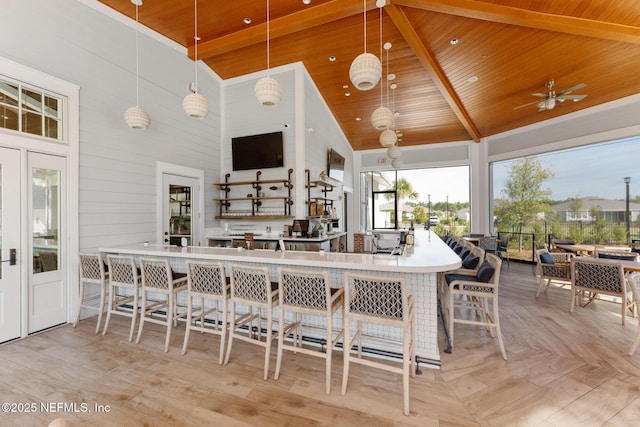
(385, 177, 419, 201)
(494, 156, 553, 250)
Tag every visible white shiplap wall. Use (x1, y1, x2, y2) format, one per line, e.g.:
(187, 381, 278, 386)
(0, 0, 221, 251)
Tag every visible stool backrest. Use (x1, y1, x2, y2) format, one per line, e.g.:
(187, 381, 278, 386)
(186, 261, 227, 296)
(79, 252, 106, 281)
(229, 264, 273, 304)
(344, 272, 408, 325)
(279, 267, 330, 310)
(140, 258, 173, 290)
(107, 254, 138, 286)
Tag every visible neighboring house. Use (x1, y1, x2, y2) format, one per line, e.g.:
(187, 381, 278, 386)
(552, 197, 640, 222)
(455, 208, 470, 222)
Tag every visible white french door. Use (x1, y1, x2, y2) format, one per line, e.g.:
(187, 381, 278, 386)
(0, 147, 21, 342)
(28, 152, 67, 333)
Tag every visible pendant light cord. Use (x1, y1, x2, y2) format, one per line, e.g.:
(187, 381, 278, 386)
(266, 0, 271, 77)
(363, 0, 367, 53)
(194, 0, 199, 91)
(135, 4, 140, 106)
(379, 5, 383, 107)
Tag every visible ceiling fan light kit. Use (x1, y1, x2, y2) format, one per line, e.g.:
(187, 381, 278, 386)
(183, 0, 209, 119)
(514, 79, 587, 112)
(124, 0, 150, 129)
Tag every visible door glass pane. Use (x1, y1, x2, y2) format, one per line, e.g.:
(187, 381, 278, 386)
(169, 185, 192, 246)
(32, 168, 60, 274)
(0, 163, 2, 279)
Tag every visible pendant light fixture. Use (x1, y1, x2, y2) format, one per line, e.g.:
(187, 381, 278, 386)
(124, 0, 150, 130)
(379, 44, 397, 146)
(371, 5, 393, 130)
(349, 0, 382, 91)
(255, 0, 282, 107)
(391, 157, 403, 169)
(182, 0, 209, 119)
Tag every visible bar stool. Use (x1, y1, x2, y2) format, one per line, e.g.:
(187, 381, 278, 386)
(136, 257, 188, 352)
(103, 254, 141, 341)
(341, 272, 416, 416)
(274, 267, 344, 394)
(75, 253, 109, 333)
(224, 263, 279, 380)
(182, 260, 230, 364)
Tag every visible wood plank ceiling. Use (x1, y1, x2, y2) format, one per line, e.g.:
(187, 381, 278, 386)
(98, 0, 640, 151)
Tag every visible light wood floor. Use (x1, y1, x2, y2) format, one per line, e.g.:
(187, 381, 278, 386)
(3, 262, 640, 426)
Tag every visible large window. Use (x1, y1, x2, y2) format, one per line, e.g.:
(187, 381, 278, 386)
(0, 77, 64, 141)
(361, 166, 470, 232)
(491, 136, 640, 258)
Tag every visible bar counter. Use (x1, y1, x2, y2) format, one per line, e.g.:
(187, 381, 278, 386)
(100, 229, 460, 368)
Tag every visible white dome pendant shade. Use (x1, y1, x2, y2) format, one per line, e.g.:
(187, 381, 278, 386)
(349, 53, 382, 91)
(349, 0, 382, 91)
(124, 106, 150, 130)
(391, 157, 403, 168)
(183, 0, 209, 119)
(387, 144, 401, 159)
(379, 128, 397, 147)
(124, 0, 150, 130)
(182, 91, 209, 119)
(255, 76, 282, 107)
(371, 105, 394, 130)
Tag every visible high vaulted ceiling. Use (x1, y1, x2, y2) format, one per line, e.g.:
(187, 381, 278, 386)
(98, 0, 640, 151)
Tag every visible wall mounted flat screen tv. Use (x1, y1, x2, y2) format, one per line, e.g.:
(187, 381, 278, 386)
(232, 131, 284, 171)
(327, 149, 345, 182)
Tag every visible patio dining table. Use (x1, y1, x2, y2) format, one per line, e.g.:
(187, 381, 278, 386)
(555, 244, 597, 256)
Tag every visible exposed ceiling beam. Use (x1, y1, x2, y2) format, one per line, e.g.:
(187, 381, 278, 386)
(386, 4, 481, 142)
(392, 0, 640, 45)
(190, 0, 374, 60)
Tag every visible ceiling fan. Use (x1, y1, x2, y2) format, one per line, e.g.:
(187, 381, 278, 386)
(514, 79, 587, 112)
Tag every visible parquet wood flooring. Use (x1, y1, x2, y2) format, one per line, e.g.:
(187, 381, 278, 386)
(2, 262, 640, 426)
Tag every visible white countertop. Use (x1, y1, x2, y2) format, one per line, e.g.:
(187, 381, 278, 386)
(101, 230, 460, 273)
(206, 232, 347, 243)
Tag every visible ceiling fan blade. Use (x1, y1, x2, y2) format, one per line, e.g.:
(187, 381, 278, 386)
(557, 83, 586, 96)
(557, 94, 588, 101)
(513, 99, 543, 110)
(531, 92, 546, 97)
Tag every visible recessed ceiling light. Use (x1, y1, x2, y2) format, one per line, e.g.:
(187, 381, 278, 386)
(387, 73, 396, 81)
(345, 92, 351, 97)
(467, 76, 478, 83)
(131, 0, 143, 5)
(303, 0, 311, 4)
(390, 83, 397, 89)
(243, 17, 252, 24)
(329, 56, 336, 62)
(342, 84, 349, 89)
(355, 117, 361, 121)
(394, 111, 400, 117)
(383, 42, 392, 50)
(450, 38, 459, 45)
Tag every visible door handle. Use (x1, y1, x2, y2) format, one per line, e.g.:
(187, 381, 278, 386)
(0, 249, 17, 265)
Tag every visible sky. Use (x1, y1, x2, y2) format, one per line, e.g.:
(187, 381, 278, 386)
(385, 136, 639, 205)
(397, 166, 470, 204)
(492, 136, 640, 201)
